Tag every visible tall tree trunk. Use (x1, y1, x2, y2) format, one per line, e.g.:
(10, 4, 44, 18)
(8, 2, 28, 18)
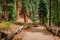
(17, 0, 20, 19)
(22, 0, 28, 23)
(3, 0, 8, 20)
(54, 0, 59, 26)
(49, 0, 51, 26)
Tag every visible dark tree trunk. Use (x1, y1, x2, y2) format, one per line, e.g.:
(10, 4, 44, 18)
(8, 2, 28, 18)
(54, 0, 59, 26)
(49, 0, 51, 26)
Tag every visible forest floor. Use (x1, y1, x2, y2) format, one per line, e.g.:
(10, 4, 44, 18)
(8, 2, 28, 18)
(11, 25, 60, 40)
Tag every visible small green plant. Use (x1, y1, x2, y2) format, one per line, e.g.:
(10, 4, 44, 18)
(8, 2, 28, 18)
(0, 22, 11, 29)
(6, 21, 12, 27)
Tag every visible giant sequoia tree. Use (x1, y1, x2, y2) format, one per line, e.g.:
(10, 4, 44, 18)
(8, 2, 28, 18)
(21, 0, 28, 23)
(38, 0, 47, 24)
(3, 0, 8, 20)
(17, 0, 20, 19)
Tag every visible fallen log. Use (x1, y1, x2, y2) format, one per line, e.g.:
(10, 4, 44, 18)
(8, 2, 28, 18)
(7, 26, 24, 40)
(52, 27, 59, 35)
(46, 26, 60, 36)
(0, 25, 24, 40)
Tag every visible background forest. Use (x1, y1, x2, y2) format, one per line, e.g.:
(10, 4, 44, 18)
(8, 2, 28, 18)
(0, 0, 60, 27)
(0, 0, 60, 40)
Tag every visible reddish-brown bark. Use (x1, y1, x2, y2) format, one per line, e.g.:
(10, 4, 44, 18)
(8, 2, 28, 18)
(3, 0, 8, 21)
(17, 0, 20, 19)
(22, 0, 28, 23)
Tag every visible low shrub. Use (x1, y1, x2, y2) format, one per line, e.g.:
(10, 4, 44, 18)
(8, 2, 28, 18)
(0, 21, 12, 29)
(13, 22, 24, 25)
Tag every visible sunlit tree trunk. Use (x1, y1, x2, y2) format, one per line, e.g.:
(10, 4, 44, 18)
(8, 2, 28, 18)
(17, 0, 20, 19)
(22, 0, 28, 23)
(3, 0, 8, 20)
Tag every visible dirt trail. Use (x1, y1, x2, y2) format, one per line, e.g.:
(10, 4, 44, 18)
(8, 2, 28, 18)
(11, 25, 60, 40)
